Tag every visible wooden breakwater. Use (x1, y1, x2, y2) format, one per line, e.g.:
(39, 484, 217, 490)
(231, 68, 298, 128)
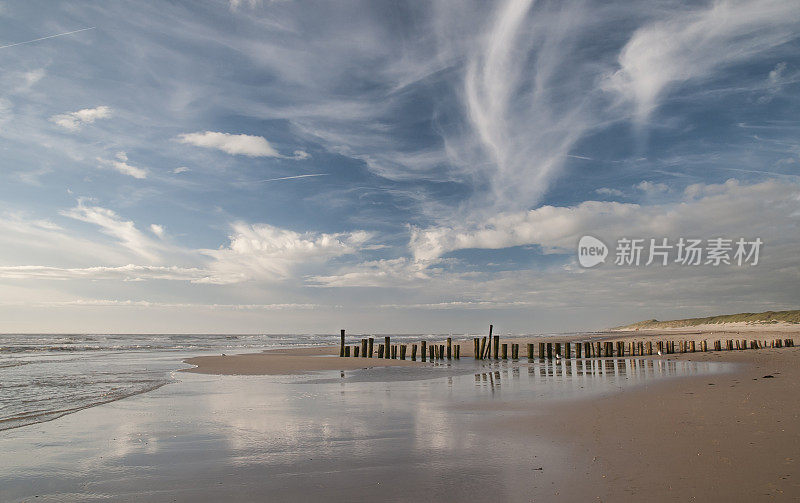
(337, 327, 796, 361)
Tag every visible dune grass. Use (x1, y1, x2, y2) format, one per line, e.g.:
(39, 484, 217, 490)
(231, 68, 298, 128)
(615, 310, 800, 330)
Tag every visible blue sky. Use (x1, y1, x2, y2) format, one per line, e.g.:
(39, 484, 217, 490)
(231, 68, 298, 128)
(0, 0, 798, 333)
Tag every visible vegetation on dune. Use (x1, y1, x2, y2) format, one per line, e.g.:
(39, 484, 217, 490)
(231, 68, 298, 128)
(615, 310, 800, 330)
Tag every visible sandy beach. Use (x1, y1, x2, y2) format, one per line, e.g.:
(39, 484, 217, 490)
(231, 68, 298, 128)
(179, 324, 800, 501)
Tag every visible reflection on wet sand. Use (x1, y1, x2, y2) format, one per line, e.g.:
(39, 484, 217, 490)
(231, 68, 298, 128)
(0, 357, 731, 502)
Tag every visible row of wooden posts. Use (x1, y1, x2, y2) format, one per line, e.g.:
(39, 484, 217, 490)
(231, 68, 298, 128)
(338, 330, 461, 361)
(338, 328, 795, 361)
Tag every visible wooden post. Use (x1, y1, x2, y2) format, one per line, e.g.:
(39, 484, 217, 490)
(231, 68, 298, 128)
(701, 340, 707, 352)
(378, 344, 384, 358)
(546, 343, 553, 359)
(493, 335, 500, 359)
(576, 342, 582, 358)
(527, 343, 534, 360)
(340, 329, 346, 357)
(595, 342, 602, 358)
(439, 345, 445, 359)
(455, 345, 461, 359)
(361, 339, 368, 358)
(474, 338, 480, 359)
(391, 345, 397, 359)
(447, 337, 452, 360)
(412, 344, 417, 361)
(480, 337, 488, 359)
(501, 343, 508, 359)
(488, 325, 494, 359)
(385, 336, 391, 359)
(344, 346, 350, 357)
(539, 342, 546, 360)
(429, 346, 434, 361)
(421, 341, 427, 362)
(554, 343, 561, 358)
(646, 341, 652, 355)
(400, 344, 407, 360)
(585, 342, 591, 358)
(368, 337, 374, 358)
(353, 346, 359, 357)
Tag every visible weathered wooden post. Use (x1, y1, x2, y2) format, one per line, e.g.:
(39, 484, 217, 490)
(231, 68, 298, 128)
(480, 337, 488, 360)
(528, 343, 534, 360)
(539, 342, 546, 360)
(595, 342, 602, 358)
(575, 342, 582, 358)
(447, 337, 452, 360)
(488, 325, 494, 359)
(474, 338, 480, 359)
(493, 335, 500, 359)
(421, 341, 427, 362)
(690, 341, 696, 352)
(501, 343, 508, 359)
(391, 345, 397, 359)
(701, 340, 707, 352)
(546, 343, 553, 359)
(385, 336, 391, 359)
(344, 346, 350, 357)
(411, 344, 417, 361)
(714, 340, 721, 351)
(353, 346, 359, 357)
(378, 344, 384, 358)
(400, 344, 407, 360)
(554, 343, 561, 358)
(429, 345, 434, 360)
(585, 342, 591, 357)
(439, 344, 445, 359)
(455, 344, 461, 359)
(361, 338, 368, 358)
(340, 329, 346, 357)
(368, 337, 374, 358)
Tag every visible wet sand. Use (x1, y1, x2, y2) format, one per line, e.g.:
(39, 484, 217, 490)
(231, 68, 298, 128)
(183, 329, 800, 501)
(183, 346, 419, 375)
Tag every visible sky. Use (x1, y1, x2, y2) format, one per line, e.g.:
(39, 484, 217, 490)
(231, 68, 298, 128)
(0, 0, 798, 334)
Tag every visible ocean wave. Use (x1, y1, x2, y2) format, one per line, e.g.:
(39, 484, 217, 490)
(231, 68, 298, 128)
(0, 379, 170, 432)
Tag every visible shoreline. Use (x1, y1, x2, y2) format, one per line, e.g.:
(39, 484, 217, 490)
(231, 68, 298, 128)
(183, 325, 797, 376)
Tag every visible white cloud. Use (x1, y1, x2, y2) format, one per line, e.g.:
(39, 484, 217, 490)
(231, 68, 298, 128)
(176, 131, 280, 157)
(0, 264, 206, 282)
(173, 166, 190, 174)
(596, 187, 624, 197)
(201, 222, 372, 283)
(60, 201, 162, 262)
(308, 258, 435, 288)
(635, 181, 669, 194)
(603, 0, 800, 123)
(150, 224, 165, 238)
(50, 105, 112, 131)
(97, 153, 147, 179)
(409, 179, 800, 261)
(292, 150, 310, 160)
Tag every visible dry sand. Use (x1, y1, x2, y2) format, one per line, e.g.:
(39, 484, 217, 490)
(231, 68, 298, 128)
(485, 346, 800, 501)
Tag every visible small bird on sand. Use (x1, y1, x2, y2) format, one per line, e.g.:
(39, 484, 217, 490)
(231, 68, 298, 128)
(657, 350, 663, 356)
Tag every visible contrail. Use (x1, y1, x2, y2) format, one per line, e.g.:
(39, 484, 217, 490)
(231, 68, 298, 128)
(259, 173, 329, 182)
(0, 27, 95, 50)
